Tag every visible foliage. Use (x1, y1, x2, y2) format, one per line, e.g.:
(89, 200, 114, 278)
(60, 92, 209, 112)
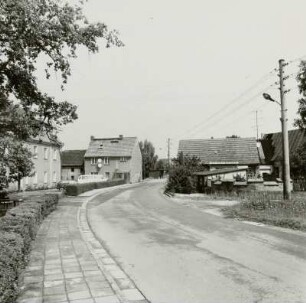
(0, 0, 123, 140)
(222, 192, 306, 231)
(0, 137, 34, 191)
(291, 141, 306, 178)
(65, 179, 125, 196)
(139, 140, 158, 178)
(0, 193, 59, 303)
(165, 153, 205, 194)
(294, 60, 306, 129)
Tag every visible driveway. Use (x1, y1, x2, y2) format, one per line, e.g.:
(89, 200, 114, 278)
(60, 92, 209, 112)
(87, 181, 306, 303)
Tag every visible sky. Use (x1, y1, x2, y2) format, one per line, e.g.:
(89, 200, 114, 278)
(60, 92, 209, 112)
(37, 0, 306, 158)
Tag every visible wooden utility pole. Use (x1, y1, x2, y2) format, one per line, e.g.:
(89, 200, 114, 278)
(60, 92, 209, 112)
(255, 110, 259, 140)
(167, 138, 170, 169)
(279, 59, 291, 200)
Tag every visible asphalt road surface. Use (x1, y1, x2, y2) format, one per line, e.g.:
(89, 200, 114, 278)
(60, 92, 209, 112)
(88, 181, 306, 303)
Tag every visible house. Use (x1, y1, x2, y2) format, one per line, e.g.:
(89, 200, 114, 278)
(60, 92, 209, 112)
(178, 136, 279, 192)
(261, 129, 306, 179)
(61, 150, 86, 181)
(9, 136, 62, 191)
(178, 137, 268, 177)
(84, 135, 142, 183)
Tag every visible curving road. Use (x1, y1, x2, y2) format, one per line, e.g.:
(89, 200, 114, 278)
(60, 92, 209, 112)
(87, 181, 306, 303)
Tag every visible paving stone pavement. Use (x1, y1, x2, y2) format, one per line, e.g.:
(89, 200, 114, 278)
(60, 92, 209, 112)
(17, 192, 149, 303)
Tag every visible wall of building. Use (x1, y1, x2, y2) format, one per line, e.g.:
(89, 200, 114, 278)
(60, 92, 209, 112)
(84, 157, 131, 180)
(9, 141, 61, 191)
(130, 142, 142, 183)
(61, 167, 82, 181)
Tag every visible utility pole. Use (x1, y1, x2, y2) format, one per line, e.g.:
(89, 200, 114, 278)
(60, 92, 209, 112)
(255, 110, 259, 140)
(167, 138, 170, 169)
(279, 59, 291, 200)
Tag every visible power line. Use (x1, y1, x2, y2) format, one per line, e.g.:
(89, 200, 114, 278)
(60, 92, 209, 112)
(185, 83, 276, 138)
(176, 69, 277, 140)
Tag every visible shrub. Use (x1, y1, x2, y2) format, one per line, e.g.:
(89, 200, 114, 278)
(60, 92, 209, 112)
(0, 232, 24, 303)
(0, 193, 59, 303)
(65, 179, 126, 196)
(165, 166, 196, 194)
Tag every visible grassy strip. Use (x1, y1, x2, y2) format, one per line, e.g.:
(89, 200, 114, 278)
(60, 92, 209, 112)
(222, 193, 306, 231)
(0, 194, 59, 303)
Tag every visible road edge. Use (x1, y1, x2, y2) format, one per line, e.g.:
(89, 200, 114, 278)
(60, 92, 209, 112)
(76, 184, 150, 303)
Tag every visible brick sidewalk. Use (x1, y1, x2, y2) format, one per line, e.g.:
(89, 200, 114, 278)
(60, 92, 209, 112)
(17, 196, 121, 303)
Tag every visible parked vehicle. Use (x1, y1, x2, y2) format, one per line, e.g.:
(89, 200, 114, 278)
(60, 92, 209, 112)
(77, 174, 108, 183)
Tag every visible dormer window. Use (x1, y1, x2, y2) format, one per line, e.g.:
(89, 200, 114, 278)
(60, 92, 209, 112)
(98, 144, 103, 149)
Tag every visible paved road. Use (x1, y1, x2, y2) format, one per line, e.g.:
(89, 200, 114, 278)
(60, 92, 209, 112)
(87, 181, 306, 303)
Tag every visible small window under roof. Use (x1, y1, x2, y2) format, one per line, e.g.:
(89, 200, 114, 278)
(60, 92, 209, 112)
(111, 140, 119, 143)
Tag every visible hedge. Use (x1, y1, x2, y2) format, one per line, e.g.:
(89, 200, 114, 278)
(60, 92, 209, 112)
(65, 179, 126, 196)
(0, 193, 59, 303)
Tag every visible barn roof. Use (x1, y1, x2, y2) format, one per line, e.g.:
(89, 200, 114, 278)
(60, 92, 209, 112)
(61, 150, 86, 167)
(261, 129, 306, 162)
(178, 137, 260, 165)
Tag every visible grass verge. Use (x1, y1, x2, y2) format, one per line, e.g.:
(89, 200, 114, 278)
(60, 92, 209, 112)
(222, 192, 306, 231)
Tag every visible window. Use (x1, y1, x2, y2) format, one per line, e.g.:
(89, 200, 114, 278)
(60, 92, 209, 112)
(71, 175, 74, 180)
(53, 148, 57, 160)
(105, 172, 110, 179)
(71, 168, 74, 172)
(120, 157, 127, 162)
(91, 172, 98, 175)
(91, 158, 96, 165)
(53, 171, 57, 182)
(33, 146, 38, 159)
(44, 147, 48, 160)
(98, 144, 103, 149)
(44, 171, 48, 183)
(103, 157, 109, 165)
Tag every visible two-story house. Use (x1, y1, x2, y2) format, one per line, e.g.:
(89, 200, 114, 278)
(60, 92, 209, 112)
(61, 150, 86, 181)
(9, 136, 62, 191)
(84, 135, 142, 183)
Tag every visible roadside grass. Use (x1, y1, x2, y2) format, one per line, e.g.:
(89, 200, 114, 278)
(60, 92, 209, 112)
(222, 191, 306, 231)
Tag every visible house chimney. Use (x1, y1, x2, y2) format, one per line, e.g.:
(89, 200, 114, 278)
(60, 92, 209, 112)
(119, 134, 123, 139)
(90, 135, 95, 141)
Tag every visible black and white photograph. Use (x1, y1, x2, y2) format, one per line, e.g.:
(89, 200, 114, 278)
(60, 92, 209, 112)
(0, 0, 306, 302)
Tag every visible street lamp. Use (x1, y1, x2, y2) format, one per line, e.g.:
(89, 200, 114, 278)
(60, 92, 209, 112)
(263, 79, 291, 200)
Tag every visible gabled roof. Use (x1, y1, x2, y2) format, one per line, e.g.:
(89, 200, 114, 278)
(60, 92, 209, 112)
(178, 137, 260, 165)
(61, 150, 86, 167)
(261, 129, 306, 162)
(84, 137, 137, 158)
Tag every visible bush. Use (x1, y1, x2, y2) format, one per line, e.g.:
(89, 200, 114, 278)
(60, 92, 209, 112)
(65, 179, 126, 196)
(0, 193, 59, 303)
(165, 166, 196, 194)
(0, 232, 24, 303)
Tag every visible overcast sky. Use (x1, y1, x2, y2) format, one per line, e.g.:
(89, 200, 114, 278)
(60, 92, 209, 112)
(37, 0, 306, 158)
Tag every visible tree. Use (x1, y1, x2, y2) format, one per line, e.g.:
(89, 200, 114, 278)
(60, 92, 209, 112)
(290, 141, 306, 178)
(139, 140, 158, 178)
(0, 137, 34, 191)
(165, 153, 205, 194)
(0, 0, 123, 140)
(294, 60, 306, 129)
